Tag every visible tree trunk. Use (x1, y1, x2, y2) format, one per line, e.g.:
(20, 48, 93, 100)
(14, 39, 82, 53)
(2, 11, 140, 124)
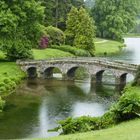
(55, 0, 58, 27)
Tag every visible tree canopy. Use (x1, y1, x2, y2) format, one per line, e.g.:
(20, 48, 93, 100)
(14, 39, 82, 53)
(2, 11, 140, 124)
(0, 0, 45, 60)
(91, 0, 140, 40)
(41, 0, 85, 30)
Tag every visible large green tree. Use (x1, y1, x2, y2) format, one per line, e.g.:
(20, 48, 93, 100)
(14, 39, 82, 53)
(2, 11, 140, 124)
(41, 0, 84, 30)
(91, 0, 140, 40)
(0, 0, 45, 60)
(66, 7, 96, 56)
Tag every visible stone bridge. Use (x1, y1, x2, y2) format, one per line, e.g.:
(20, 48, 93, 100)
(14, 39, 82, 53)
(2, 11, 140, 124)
(17, 57, 138, 85)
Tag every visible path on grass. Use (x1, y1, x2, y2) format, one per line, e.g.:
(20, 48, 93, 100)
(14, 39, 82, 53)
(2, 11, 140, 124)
(95, 40, 108, 44)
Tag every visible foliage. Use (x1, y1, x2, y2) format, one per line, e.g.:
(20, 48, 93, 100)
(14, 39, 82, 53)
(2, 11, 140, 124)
(0, 0, 45, 60)
(91, 0, 140, 40)
(2, 39, 33, 60)
(41, 0, 84, 30)
(66, 7, 96, 56)
(0, 96, 5, 112)
(110, 86, 140, 122)
(50, 45, 91, 57)
(51, 85, 140, 135)
(38, 36, 49, 49)
(65, 7, 78, 45)
(49, 116, 100, 134)
(0, 62, 25, 95)
(46, 26, 65, 45)
(46, 119, 140, 140)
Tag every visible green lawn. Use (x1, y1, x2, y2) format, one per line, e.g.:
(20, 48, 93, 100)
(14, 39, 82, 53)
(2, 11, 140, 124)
(123, 33, 140, 37)
(33, 48, 74, 60)
(95, 39, 124, 56)
(95, 38, 106, 42)
(41, 119, 140, 140)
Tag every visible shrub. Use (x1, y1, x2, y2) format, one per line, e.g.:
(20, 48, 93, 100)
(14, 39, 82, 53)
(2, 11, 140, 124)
(49, 116, 100, 135)
(0, 82, 6, 93)
(46, 26, 65, 45)
(38, 36, 49, 49)
(50, 45, 91, 57)
(3, 39, 33, 60)
(0, 78, 18, 93)
(110, 86, 140, 122)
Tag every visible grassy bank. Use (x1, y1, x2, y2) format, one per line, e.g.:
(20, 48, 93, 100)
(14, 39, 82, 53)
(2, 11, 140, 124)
(123, 33, 140, 38)
(33, 48, 74, 59)
(0, 62, 25, 96)
(95, 38, 124, 56)
(44, 119, 140, 140)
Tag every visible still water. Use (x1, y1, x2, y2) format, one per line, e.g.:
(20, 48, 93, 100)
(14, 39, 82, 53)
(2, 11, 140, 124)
(109, 38, 140, 64)
(0, 38, 140, 139)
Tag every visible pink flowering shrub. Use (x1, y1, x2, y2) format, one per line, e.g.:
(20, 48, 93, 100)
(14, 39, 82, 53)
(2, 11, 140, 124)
(39, 36, 49, 49)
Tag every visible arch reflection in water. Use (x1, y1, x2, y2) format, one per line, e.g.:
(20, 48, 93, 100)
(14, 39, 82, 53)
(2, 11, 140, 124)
(1, 79, 118, 139)
(27, 67, 37, 78)
(43, 67, 62, 79)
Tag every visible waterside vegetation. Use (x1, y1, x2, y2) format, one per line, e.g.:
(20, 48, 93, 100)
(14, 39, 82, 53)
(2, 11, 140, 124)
(45, 118, 140, 140)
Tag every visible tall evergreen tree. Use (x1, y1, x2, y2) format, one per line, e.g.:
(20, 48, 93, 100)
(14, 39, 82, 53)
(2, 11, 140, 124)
(65, 6, 79, 45)
(66, 7, 96, 55)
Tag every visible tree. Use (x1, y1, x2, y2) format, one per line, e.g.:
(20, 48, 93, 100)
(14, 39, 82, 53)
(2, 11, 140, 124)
(41, 0, 85, 30)
(0, 0, 45, 60)
(91, 0, 140, 40)
(46, 26, 65, 45)
(66, 7, 96, 56)
(65, 7, 79, 45)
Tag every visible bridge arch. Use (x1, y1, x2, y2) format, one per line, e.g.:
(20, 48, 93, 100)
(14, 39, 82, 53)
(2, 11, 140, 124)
(95, 70, 105, 83)
(43, 67, 62, 79)
(27, 67, 37, 78)
(91, 69, 118, 84)
(120, 73, 127, 85)
(66, 66, 89, 80)
(119, 72, 135, 84)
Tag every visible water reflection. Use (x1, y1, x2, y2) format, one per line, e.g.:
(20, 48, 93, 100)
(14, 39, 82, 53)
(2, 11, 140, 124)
(72, 102, 105, 117)
(0, 79, 118, 139)
(109, 38, 140, 64)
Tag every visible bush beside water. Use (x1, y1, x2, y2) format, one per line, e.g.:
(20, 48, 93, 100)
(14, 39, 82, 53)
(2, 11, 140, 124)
(0, 77, 22, 94)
